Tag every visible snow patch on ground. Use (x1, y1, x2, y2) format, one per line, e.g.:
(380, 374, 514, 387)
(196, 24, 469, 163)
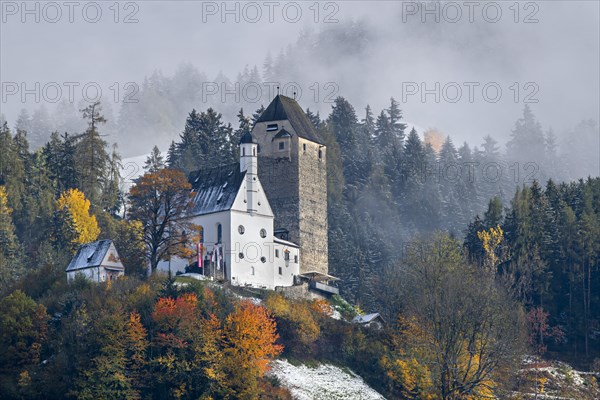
(229, 290, 263, 305)
(514, 356, 599, 399)
(330, 308, 343, 320)
(269, 359, 385, 400)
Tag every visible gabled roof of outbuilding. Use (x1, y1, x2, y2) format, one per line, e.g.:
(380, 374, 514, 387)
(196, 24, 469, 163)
(66, 240, 117, 272)
(188, 163, 246, 216)
(352, 313, 384, 324)
(256, 95, 323, 144)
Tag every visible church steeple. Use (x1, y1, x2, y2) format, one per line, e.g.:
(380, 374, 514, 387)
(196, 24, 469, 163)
(239, 131, 257, 172)
(239, 131, 258, 214)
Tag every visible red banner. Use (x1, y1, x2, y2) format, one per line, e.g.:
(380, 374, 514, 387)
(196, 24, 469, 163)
(197, 242, 203, 269)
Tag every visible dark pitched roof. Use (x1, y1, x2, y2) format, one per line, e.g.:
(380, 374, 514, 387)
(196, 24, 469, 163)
(66, 240, 115, 272)
(188, 163, 245, 216)
(256, 95, 323, 144)
(272, 128, 292, 141)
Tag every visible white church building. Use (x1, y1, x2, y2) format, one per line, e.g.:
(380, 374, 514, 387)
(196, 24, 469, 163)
(158, 130, 300, 289)
(158, 95, 339, 295)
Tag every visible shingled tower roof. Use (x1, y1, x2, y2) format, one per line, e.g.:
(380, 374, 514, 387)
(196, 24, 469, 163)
(256, 95, 323, 144)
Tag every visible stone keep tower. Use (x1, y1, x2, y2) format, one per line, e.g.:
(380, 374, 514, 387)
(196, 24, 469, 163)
(251, 95, 328, 275)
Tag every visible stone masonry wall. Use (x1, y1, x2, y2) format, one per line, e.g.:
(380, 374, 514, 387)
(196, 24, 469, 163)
(297, 138, 328, 274)
(253, 120, 329, 275)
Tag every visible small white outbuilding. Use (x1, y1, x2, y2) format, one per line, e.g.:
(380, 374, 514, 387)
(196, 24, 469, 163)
(66, 240, 124, 282)
(352, 313, 385, 330)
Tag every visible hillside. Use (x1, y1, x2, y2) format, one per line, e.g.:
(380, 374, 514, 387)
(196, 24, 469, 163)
(510, 357, 600, 400)
(269, 360, 385, 400)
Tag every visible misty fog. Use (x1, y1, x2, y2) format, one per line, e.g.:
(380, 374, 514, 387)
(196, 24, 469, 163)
(1, 1, 598, 176)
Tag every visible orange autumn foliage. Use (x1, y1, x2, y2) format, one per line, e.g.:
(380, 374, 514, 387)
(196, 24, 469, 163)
(152, 293, 199, 347)
(224, 301, 283, 374)
(149, 295, 283, 399)
(309, 299, 333, 317)
(218, 301, 283, 399)
(203, 287, 219, 313)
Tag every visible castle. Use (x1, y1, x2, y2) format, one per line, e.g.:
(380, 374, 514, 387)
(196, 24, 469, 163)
(158, 95, 336, 293)
(253, 95, 329, 276)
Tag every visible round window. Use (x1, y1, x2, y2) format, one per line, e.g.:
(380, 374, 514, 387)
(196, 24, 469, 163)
(239, 252, 244, 259)
(260, 228, 267, 238)
(260, 256, 266, 263)
(238, 225, 245, 234)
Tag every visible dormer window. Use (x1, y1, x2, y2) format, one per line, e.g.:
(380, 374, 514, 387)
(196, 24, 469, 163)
(267, 123, 278, 131)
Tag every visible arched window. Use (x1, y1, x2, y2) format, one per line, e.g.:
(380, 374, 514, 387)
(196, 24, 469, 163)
(217, 223, 222, 244)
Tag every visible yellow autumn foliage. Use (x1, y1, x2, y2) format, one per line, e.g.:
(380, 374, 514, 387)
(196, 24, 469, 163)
(383, 356, 435, 399)
(386, 316, 501, 399)
(456, 340, 497, 399)
(264, 293, 291, 317)
(57, 189, 100, 247)
(0, 186, 12, 217)
(477, 225, 505, 271)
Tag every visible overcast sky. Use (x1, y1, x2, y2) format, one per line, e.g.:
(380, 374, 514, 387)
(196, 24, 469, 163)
(1, 1, 599, 149)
